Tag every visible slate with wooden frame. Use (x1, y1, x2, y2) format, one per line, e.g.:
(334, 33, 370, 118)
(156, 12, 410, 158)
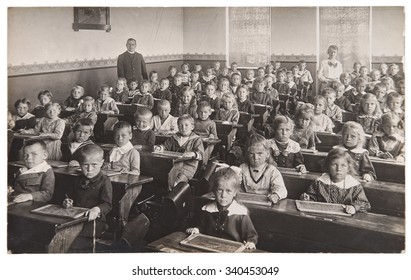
(73, 7, 111, 32)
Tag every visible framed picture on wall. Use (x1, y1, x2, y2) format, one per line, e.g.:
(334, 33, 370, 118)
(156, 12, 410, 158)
(73, 7, 111, 32)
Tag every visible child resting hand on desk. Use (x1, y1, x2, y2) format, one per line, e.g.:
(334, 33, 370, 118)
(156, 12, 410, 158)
(10, 139, 55, 203)
(186, 167, 258, 250)
(239, 133, 287, 204)
(64, 144, 112, 252)
(154, 114, 204, 190)
(103, 121, 140, 175)
(300, 148, 371, 215)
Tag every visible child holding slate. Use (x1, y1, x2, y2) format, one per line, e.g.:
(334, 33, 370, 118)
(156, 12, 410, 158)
(186, 167, 258, 249)
(9, 139, 55, 203)
(63, 144, 112, 253)
(300, 148, 371, 214)
(239, 133, 287, 204)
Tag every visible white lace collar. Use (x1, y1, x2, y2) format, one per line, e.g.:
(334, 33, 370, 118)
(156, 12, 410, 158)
(333, 144, 367, 154)
(268, 138, 301, 153)
(202, 201, 248, 216)
(317, 173, 360, 189)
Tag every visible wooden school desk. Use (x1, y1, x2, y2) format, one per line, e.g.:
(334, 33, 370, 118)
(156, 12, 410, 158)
(139, 151, 194, 189)
(248, 198, 405, 253)
(9, 133, 51, 161)
(195, 196, 404, 253)
(8, 161, 153, 239)
(277, 167, 405, 218)
(301, 150, 405, 183)
(253, 104, 272, 128)
(214, 121, 242, 153)
(8, 201, 89, 253)
(146, 231, 264, 253)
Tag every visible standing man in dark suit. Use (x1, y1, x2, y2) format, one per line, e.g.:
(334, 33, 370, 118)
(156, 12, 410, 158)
(117, 38, 148, 84)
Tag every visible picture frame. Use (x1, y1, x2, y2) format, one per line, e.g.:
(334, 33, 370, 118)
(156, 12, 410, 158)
(72, 7, 111, 32)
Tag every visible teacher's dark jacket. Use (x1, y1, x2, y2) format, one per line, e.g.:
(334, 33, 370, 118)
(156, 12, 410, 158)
(117, 51, 148, 84)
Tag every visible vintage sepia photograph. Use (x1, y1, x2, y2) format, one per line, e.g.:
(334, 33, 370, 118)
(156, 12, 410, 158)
(6, 4, 406, 259)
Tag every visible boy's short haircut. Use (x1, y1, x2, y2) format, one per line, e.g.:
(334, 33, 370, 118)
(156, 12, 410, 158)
(160, 77, 169, 83)
(174, 74, 183, 79)
(359, 66, 368, 71)
(134, 107, 153, 119)
(127, 38, 137, 44)
(197, 101, 211, 111)
(231, 73, 241, 78)
(257, 66, 265, 71)
(254, 78, 266, 85)
(149, 71, 158, 77)
(312, 95, 326, 105)
(389, 63, 398, 68)
(333, 82, 345, 91)
(340, 72, 352, 80)
(194, 63, 201, 67)
(209, 167, 240, 193)
(168, 65, 177, 71)
(78, 144, 104, 163)
(387, 91, 403, 102)
(236, 85, 249, 95)
(140, 80, 151, 88)
(113, 121, 132, 133)
(14, 98, 32, 108)
(381, 111, 401, 126)
(370, 69, 381, 75)
(181, 62, 190, 67)
(205, 83, 216, 89)
(321, 87, 336, 96)
(291, 65, 299, 71)
(299, 60, 306, 64)
(73, 118, 95, 133)
(98, 84, 110, 94)
(23, 139, 47, 152)
(355, 78, 367, 86)
(45, 102, 61, 111)
(219, 77, 230, 84)
(37, 90, 53, 100)
(177, 114, 195, 125)
(129, 78, 138, 84)
(82, 96, 95, 103)
(373, 83, 387, 92)
(231, 62, 238, 66)
(245, 133, 268, 153)
(191, 71, 199, 75)
(353, 62, 362, 67)
(213, 61, 220, 65)
(181, 86, 194, 96)
(157, 99, 171, 108)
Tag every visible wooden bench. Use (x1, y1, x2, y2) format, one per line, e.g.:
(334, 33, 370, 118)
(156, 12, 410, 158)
(301, 150, 405, 184)
(277, 167, 405, 217)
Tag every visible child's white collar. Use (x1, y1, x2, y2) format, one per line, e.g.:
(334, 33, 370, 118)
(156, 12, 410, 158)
(318, 173, 360, 189)
(268, 138, 301, 154)
(333, 144, 367, 154)
(109, 142, 134, 162)
(202, 201, 248, 216)
(19, 161, 51, 175)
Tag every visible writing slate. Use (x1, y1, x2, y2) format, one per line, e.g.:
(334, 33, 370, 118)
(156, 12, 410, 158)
(180, 233, 245, 253)
(31, 204, 89, 219)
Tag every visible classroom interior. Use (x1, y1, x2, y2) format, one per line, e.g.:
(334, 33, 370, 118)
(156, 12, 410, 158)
(7, 7, 405, 253)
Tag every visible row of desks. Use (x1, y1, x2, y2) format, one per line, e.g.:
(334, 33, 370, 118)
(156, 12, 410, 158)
(195, 195, 405, 253)
(301, 150, 405, 184)
(277, 167, 405, 217)
(8, 161, 154, 249)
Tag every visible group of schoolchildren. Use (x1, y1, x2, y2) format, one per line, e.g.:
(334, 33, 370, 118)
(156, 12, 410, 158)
(7, 59, 405, 252)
